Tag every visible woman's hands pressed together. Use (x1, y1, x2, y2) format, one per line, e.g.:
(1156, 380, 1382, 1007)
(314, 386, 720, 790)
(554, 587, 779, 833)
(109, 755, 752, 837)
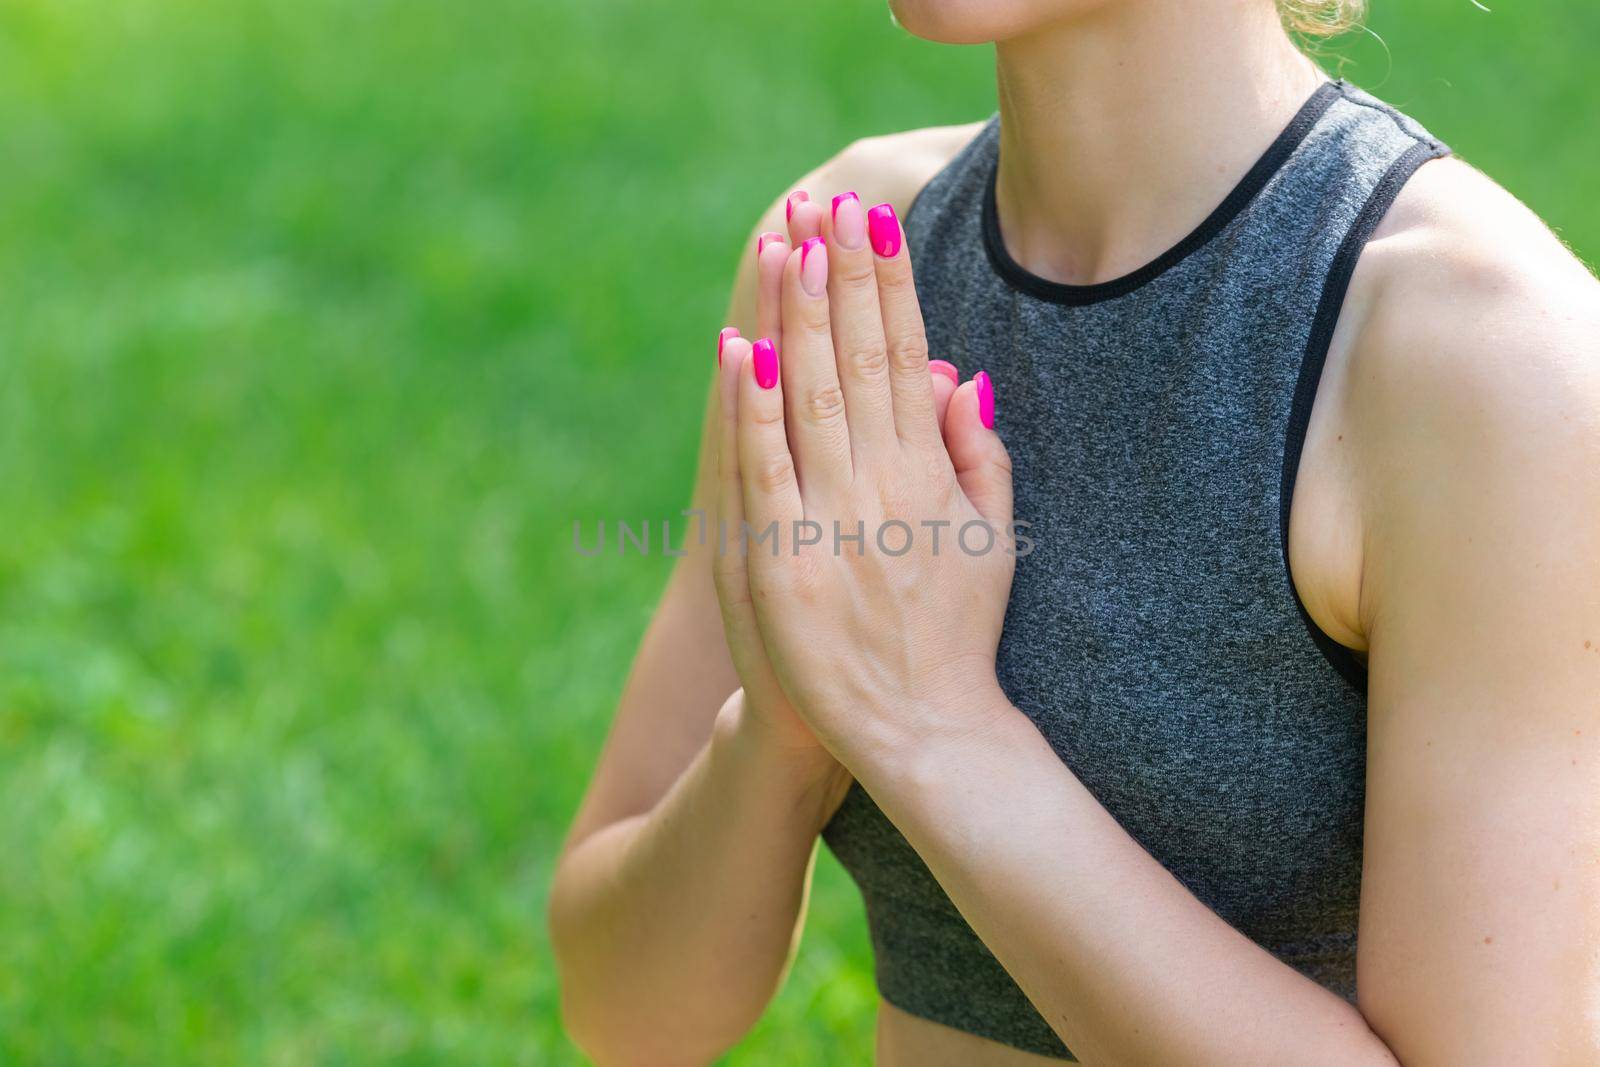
(714, 191, 1021, 779)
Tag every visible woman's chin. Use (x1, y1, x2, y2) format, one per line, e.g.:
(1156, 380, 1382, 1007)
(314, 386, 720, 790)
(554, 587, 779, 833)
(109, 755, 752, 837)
(887, 0, 1086, 45)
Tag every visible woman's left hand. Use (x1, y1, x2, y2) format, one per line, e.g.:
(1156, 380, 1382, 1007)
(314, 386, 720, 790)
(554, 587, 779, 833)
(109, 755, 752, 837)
(720, 197, 1019, 772)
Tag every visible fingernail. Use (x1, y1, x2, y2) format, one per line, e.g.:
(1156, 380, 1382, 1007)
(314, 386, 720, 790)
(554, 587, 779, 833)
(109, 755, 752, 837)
(867, 203, 902, 258)
(928, 359, 959, 384)
(718, 326, 740, 366)
(975, 371, 995, 429)
(753, 338, 779, 390)
(757, 231, 785, 257)
(800, 237, 828, 296)
(831, 192, 865, 250)
(785, 190, 809, 222)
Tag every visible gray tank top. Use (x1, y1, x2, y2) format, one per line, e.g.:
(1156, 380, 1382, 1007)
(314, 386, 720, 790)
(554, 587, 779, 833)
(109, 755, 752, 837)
(820, 81, 1448, 1059)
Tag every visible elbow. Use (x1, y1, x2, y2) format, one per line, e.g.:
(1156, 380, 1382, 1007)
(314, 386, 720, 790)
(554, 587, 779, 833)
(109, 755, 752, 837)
(547, 870, 728, 1067)
(556, 989, 667, 1067)
(548, 904, 637, 1065)
(547, 873, 627, 1064)
(555, 979, 726, 1067)
(548, 868, 611, 1062)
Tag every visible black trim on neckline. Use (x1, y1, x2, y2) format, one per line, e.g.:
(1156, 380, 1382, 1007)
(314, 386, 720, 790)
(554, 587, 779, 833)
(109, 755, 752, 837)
(981, 80, 1344, 307)
(1278, 135, 1450, 694)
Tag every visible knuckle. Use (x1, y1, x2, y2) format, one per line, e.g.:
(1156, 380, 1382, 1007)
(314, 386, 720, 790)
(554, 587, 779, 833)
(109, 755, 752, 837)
(841, 342, 889, 380)
(750, 402, 786, 429)
(835, 259, 878, 289)
(804, 383, 847, 424)
(800, 314, 833, 341)
(796, 296, 833, 334)
(753, 452, 796, 494)
(919, 448, 955, 488)
(887, 334, 929, 372)
(875, 476, 915, 518)
(877, 267, 917, 298)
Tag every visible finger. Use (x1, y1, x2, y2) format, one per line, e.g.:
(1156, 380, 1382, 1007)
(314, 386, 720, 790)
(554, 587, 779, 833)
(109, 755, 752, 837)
(715, 333, 785, 685)
(755, 230, 788, 357)
(716, 332, 752, 597)
(944, 371, 1013, 527)
(865, 203, 942, 450)
(778, 238, 852, 493)
(786, 190, 825, 246)
(717, 331, 750, 525)
(822, 191, 898, 456)
(738, 337, 805, 547)
(929, 360, 959, 431)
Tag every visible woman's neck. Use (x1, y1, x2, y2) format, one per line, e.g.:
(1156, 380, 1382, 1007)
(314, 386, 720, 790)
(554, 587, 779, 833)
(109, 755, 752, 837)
(993, 1, 1326, 285)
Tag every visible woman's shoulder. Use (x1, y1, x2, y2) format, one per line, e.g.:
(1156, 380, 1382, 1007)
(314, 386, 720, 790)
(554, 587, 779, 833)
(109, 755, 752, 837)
(744, 122, 988, 241)
(812, 122, 989, 211)
(1345, 157, 1600, 443)
(1337, 156, 1600, 561)
(1363, 156, 1597, 314)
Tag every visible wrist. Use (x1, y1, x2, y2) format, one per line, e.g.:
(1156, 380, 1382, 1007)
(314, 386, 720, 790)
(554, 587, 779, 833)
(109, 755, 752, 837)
(839, 668, 1023, 791)
(711, 690, 850, 832)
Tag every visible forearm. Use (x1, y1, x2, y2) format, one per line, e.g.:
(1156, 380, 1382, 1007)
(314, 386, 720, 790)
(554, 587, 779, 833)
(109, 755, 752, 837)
(850, 693, 1398, 1067)
(549, 693, 845, 1067)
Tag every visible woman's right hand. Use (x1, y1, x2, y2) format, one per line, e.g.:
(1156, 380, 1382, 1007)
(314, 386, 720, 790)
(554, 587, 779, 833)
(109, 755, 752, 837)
(709, 190, 959, 798)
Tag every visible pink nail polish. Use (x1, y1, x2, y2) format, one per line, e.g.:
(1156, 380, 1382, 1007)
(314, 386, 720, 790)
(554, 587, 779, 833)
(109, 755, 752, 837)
(785, 191, 809, 222)
(800, 237, 827, 296)
(718, 326, 740, 366)
(928, 359, 959, 384)
(867, 203, 902, 258)
(752, 338, 779, 390)
(757, 231, 785, 257)
(975, 370, 995, 429)
(830, 191, 859, 219)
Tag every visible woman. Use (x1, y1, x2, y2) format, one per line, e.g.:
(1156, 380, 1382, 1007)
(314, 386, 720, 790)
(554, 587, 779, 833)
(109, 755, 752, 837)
(550, 1, 1600, 1063)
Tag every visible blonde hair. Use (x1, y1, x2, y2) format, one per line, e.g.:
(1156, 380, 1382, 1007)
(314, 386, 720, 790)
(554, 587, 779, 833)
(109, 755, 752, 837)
(1278, 0, 1366, 36)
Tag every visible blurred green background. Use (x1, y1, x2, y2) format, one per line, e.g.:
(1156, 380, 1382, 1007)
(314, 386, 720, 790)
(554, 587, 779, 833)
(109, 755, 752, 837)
(0, 0, 1593, 1063)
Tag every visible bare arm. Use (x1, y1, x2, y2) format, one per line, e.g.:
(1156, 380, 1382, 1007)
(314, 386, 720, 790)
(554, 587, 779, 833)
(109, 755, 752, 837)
(547, 125, 981, 1066)
(549, 686, 845, 1067)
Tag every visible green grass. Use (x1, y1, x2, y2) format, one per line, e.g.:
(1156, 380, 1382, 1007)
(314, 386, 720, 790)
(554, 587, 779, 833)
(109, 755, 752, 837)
(0, 0, 1592, 1063)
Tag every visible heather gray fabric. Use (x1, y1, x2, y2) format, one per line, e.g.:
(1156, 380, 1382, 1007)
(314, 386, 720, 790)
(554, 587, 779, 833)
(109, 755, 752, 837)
(820, 82, 1448, 1059)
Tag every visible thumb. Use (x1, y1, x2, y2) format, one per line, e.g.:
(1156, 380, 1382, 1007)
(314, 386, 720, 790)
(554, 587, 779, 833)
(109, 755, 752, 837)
(943, 371, 1012, 527)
